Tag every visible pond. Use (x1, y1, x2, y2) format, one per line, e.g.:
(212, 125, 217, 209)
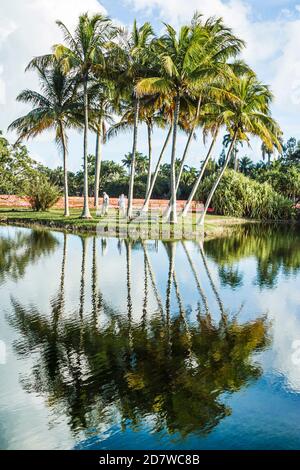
(0, 224, 300, 450)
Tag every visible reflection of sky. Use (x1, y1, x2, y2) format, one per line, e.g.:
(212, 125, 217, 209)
(1, 225, 300, 449)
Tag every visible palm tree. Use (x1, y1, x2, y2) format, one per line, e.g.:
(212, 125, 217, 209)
(54, 13, 115, 218)
(89, 81, 115, 209)
(198, 74, 282, 225)
(239, 155, 253, 176)
(122, 151, 149, 175)
(261, 142, 273, 165)
(141, 125, 172, 211)
(8, 61, 79, 217)
(182, 126, 219, 217)
(223, 133, 242, 170)
(110, 21, 154, 219)
(137, 17, 244, 223)
(136, 25, 198, 223)
(173, 15, 245, 192)
(181, 59, 253, 216)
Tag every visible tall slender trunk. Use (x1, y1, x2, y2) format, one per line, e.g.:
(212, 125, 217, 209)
(94, 126, 102, 210)
(234, 149, 239, 171)
(198, 130, 238, 226)
(81, 75, 92, 219)
(145, 122, 152, 197)
(127, 97, 140, 219)
(182, 129, 219, 217)
(59, 121, 69, 217)
(168, 93, 180, 224)
(165, 97, 201, 219)
(142, 125, 172, 212)
(176, 97, 201, 192)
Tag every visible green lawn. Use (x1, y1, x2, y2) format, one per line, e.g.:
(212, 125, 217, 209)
(0, 207, 249, 240)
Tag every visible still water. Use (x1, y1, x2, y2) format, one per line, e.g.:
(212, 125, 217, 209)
(0, 224, 300, 450)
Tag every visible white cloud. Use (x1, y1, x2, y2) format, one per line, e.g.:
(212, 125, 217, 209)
(0, 0, 106, 167)
(2, 0, 300, 171)
(128, 0, 300, 142)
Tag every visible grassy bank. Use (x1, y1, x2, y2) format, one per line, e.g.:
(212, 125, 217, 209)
(0, 207, 253, 240)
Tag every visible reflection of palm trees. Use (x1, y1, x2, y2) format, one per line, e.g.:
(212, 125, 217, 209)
(182, 241, 209, 315)
(164, 242, 176, 324)
(10, 301, 269, 438)
(125, 240, 133, 323)
(198, 243, 227, 322)
(204, 224, 300, 288)
(79, 237, 88, 321)
(92, 237, 102, 325)
(0, 229, 58, 283)
(142, 246, 148, 326)
(8, 233, 271, 440)
(142, 242, 164, 319)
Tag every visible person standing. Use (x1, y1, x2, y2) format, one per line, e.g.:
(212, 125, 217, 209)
(118, 193, 126, 217)
(102, 192, 110, 216)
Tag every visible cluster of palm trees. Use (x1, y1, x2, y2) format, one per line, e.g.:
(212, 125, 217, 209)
(8, 12, 282, 223)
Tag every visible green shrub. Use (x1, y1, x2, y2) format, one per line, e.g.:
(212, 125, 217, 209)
(24, 177, 60, 211)
(197, 170, 296, 221)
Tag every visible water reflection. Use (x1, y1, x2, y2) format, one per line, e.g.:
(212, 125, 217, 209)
(0, 228, 58, 284)
(7, 230, 270, 441)
(204, 224, 300, 289)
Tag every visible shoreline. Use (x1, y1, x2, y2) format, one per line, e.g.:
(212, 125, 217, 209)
(0, 208, 263, 240)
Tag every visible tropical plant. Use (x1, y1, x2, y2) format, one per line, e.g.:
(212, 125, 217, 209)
(0, 132, 43, 195)
(25, 176, 60, 211)
(54, 13, 116, 218)
(198, 169, 295, 220)
(198, 73, 282, 225)
(8, 61, 78, 216)
(122, 151, 149, 175)
(239, 155, 254, 176)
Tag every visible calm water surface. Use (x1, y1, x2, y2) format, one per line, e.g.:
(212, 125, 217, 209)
(0, 224, 300, 450)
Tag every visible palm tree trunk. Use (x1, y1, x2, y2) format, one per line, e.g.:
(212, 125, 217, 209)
(165, 97, 201, 220)
(198, 130, 238, 226)
(94, 127, 102, 210)
(181, 241, 209, 315)
(142, 125, 172, 212)
(145, 122, 152, 197)
(169, 93, 180, 224)
(234, 150, 239, 171)
(182, 129, 218, 217)
(59, 121, 70, 217)
(81, 75, 92, 219)
(127, 97, 140, 219)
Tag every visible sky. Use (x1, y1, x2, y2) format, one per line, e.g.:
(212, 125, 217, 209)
(1, 0, 300, 172)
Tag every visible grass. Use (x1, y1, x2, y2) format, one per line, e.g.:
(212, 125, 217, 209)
(0, 206, 251, 240)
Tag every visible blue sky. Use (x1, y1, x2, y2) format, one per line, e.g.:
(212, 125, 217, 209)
(1, 0, 300, 171)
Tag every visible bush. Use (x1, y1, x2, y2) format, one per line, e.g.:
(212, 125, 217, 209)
(24, 177, 60, 211)
(197, 170, 296, 221)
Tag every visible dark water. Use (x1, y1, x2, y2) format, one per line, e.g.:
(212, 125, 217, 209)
(0, 224, 300, 450)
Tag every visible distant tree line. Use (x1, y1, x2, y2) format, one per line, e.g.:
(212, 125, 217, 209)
(1, 130, 300, 218)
